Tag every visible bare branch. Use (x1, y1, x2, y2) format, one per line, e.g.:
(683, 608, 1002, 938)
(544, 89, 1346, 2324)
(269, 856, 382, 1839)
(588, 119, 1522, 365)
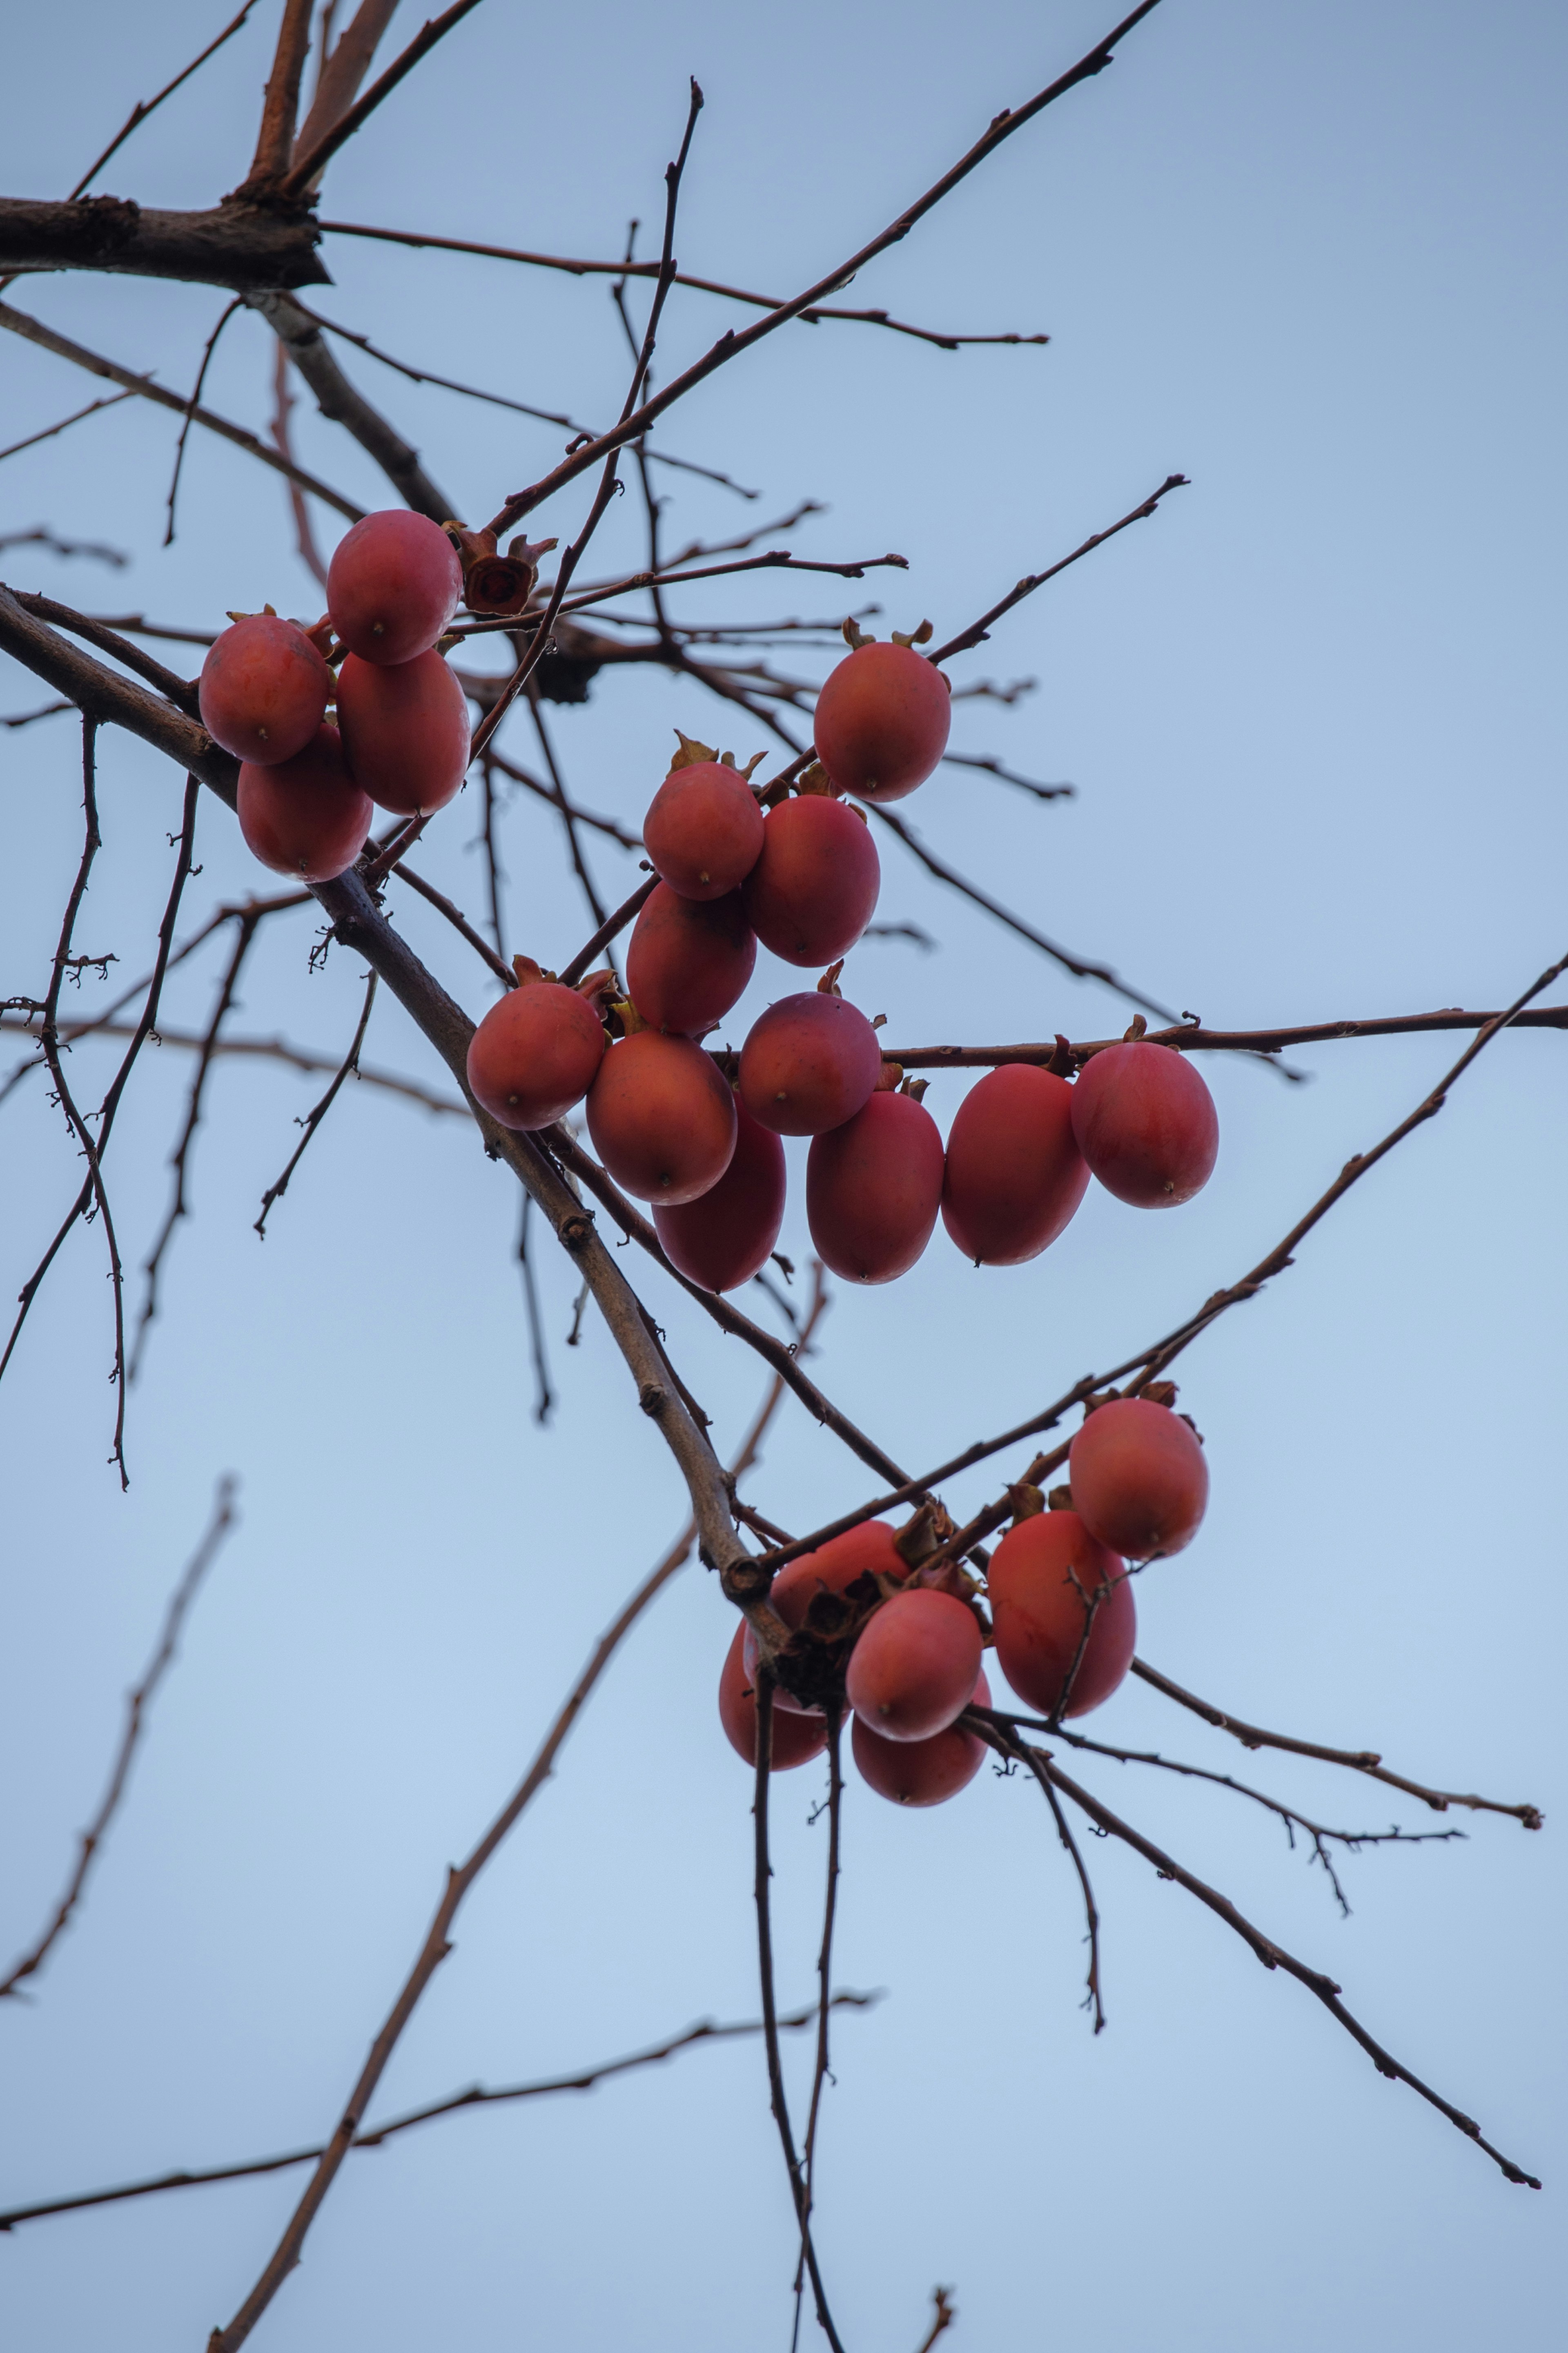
(278, 0, 487, 198)
(255, 968, 378, 1233)
(928, 473, 1189, 665)
(241, 0, 317, 189)
(291, 0, 403, 181)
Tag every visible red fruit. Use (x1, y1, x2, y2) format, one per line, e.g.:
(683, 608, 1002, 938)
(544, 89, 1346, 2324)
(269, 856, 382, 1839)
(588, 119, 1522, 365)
(644, 762, 765, 901)
(586, 1029, 737, 1204)
(236, 724, 372, 882)
(988, 1512, 1134, 1719)
(199, 614, 332, 766)
(738, 992, 882, 1137)
(813, 641, 951, 804)
(654, 1097, 784, 1292)
(846, 1587, 982, 1744)
(626, 884, 756, 1035)
(853, 1668, 990, 1806)
(743, 1519, 908, 1713)
(466, 979, 606, 1130)
(1071, 1041, 1218, 1208)
(326, 510, 462, 666)
(719, 1624, 829, 1772)
(741, 795, 880, 967)
(806, 1089, 944, 1284)
(941, 1064, 1089, 1266)
(1069, 1397, 1209, 1559)
(336, 648, 470, 817)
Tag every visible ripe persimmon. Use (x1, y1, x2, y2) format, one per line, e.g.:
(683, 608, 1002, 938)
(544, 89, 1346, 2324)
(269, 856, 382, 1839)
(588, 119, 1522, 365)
(742, 1519, 907, 1713)
(813, 640, 951, 803)
(653, 1096, 784, 1291)
(988, 1510, 1134, 1719)
(626, 884, 756, 1035)
(336, 648, 470, 816)
(200, 615, 332, 765)
(644, 761, 765, 901)
(853, 1668, 990, 1805)
(1071, 1041, 1218, 1208)
(738, 992, 882, 1137)
(806, 1089, 944, 1283)
(326, 510, 462, 666)
(741, 795, 880, 967)
(846, 1587, 982, 1743)
(236, 724, 373, 882)
(586, 1029, 737, 1203)
(719, 1624, 829, 1771)
(467, 975, 607, 1129)
(1069, 1396, 1208, 1559)
(940, 1064, 1089, 1265)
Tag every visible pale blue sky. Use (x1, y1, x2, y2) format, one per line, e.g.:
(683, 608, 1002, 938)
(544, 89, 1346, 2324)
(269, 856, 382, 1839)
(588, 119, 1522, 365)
(2, 4, 1565, 2348)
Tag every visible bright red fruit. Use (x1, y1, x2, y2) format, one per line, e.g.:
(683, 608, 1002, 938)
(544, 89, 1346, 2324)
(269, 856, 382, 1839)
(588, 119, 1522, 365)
(654, 1096, 784, 1292)
(813, 641, 951, 804)
(806, 1089, 944, 1283)
(1069, 1397, 1209, 1559)
(336, 648, 470, 817)
(738, 992, 882, 1136)
(466, 979, 606, 1130)
(626, 883, 756, 1035)
(741, 795, 880, 967)
(742, 1519, 907, 1713)
(988, 1511, 1134, 1719)
(941, 1064, 1089, 1266)
(236, 724, 373, 881)
(199, 615, 332, 765)
(719, 1624, 829, 1772)
(644, 762, 765, 901)
(586, 1029, 737, 1203)
(326, 510, 462, 666)
(853, 1668, 990, 1806)
(846, 1587, 982, 1744)
(1071, 1041, 1218, 1208)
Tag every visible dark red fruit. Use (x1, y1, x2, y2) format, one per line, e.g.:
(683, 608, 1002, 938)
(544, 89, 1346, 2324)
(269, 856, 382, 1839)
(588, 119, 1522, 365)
(626, 884, 756, 1035)
(586, 1029, 737, 1203)
(1071, 1041, 1218, 1208)
(941, 1064, 1089, 1266)
(336, 648, 470, 817)
(200, 614, 332, 765)
(326, 510, 462, 666)
(806, 1089, 944, 1284)
(654, 1096, 784, 1292)
(853, 1668, 990, 1806)
(741, 795, 880, 968)
(1069, 1397, 1209, 1559)
(466, 979, 606, 1130)
(719, 1624, 829, 1772)
(988, 1511, 1135, 1720)
(236, 724, 372, 882)
(738, 992, 882, 1137)
(813, 641, 951, 804)
(846, 1587, 982, 1743)
(743, 1519, 908, 1713)
(644, 762, 765, 901)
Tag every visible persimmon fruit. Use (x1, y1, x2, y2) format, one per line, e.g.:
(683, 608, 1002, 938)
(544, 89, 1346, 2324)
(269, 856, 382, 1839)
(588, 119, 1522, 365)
(806, 1089, 944, 1283)
(626, 883, 756, 1035)
(941, 1064, 1089, 1265)
(466, 977, 607, 1130)
(653, 1096, 784, 1292)
(740, 794, 881, 967)
(335, 648, 470, 817)
(199, 614, 332, 765)
(644, 761, 765, 901)
(719, 1624, 829, 1772)
(236, 724, 373, 882)
(586, 1029, 737, 1203)
(742, 1518, 907, 1713)
(988, 1510, 1134, 1719)
(846, 1587, 982, 1743)
(738, 992, 882, 1137)
(813, 640, 951, 803)
(326, 509, 462, 666)
(853, 1668, 991, 1806)
(1071, 1041, 1218, 1208)
(1069, 1396, 1209, 1559)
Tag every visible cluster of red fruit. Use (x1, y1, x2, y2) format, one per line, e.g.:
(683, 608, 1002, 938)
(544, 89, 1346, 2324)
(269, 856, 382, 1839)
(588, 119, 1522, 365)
(723, 1394, 1208, 1806)
(198, 510, 470, 880)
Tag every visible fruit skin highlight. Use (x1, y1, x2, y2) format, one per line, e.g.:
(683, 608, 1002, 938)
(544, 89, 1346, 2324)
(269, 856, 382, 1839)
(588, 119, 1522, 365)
(466, 979, 607, 1131)
(814, 640, 951, 803)
(741, 795, 880, 966)
(941, 1064, 1089, 1265)
(336, 648, 470, 817)
(719, 1624, 829, 1771)
(846, 1587, 982, 1743)
(200, 615, 332, 766)
(1071, 1040, 1218, 1208)
(853, 1668, 991, 1805)
(1069, 1396, 1209, 1559)
(644, 761, 765, 901)
(742, 1520, 908, 1714)
(654, 1097, 784, 1292)
(586, 1029, 738, 1204)
(236, 724, 373, 882)
(739, 992, 882, 1137)
(988, 1511, 1135, 1719)
(807, 1089, 944, 1283)
(326, 510, 462, 666)
(626, 883, 756, 1035)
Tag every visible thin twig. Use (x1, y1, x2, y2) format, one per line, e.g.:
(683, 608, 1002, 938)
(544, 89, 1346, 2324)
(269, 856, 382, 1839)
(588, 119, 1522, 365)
(0, 394, 135, 466)
(278, 0, 486, 196)
(0, 1476, 238, 1999)
(391, 859, 514, 986)
(558, 875, 658, 989)
(517, 1193, 555, 1425)
(165, 297, 243, 545)
(0, 1013, 469, 1121)
(270, 334, 329, 588)
(928, 474, 1188, 665)
(67, 2, 261, 199)
(255, 968, 377, 1234)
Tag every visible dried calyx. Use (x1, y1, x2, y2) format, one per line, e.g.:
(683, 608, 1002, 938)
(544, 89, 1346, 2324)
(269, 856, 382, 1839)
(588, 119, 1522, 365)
(446, 524, 559, 616)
